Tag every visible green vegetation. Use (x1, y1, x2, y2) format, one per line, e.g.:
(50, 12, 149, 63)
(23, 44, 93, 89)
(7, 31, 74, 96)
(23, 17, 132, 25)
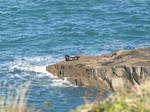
(1, 81, 150, 112)
(71, 82, 150, 112)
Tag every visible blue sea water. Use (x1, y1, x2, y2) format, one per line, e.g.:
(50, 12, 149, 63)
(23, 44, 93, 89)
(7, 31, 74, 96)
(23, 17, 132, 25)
(0, 0, 150, 111)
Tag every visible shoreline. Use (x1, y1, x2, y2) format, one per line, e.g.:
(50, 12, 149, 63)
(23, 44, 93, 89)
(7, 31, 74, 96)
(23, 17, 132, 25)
(46, 48, 150, 91)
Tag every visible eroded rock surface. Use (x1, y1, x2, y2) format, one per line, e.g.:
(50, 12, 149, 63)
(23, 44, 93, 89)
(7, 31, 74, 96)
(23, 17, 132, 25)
(46, 48, 150, 91)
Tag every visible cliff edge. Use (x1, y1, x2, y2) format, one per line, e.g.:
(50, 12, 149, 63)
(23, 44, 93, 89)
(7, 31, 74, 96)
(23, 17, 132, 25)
(46, 48, 150, 91)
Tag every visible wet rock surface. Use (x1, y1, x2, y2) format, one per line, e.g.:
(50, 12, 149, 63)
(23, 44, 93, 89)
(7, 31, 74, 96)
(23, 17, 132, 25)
(46, 48, 150, 91)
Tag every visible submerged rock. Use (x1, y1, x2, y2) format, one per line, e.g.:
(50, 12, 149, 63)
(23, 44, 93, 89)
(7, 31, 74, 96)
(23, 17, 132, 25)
(46, 48, 150, 91)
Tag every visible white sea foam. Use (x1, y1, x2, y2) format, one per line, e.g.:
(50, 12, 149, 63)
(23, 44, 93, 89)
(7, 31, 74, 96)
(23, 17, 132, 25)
(51, 77, 74, 87)
(7, 56, 73, 87)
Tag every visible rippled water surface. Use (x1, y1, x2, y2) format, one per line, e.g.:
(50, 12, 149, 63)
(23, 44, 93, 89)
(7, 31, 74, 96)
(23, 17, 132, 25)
(0, 0, 150, 111)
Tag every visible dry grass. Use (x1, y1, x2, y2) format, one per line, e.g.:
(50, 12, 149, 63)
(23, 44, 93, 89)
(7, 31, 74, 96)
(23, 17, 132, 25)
(71, 81, 150, 112)
(0, 81, 30, 112)
(0, 81, 52, 112)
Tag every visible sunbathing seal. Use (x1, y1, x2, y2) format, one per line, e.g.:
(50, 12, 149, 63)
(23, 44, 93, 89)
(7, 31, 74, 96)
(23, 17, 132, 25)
(65, 55, 80, 61)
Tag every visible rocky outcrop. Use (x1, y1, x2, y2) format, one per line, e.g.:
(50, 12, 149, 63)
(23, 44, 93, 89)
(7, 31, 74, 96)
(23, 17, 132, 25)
(46, 48, 150, 91)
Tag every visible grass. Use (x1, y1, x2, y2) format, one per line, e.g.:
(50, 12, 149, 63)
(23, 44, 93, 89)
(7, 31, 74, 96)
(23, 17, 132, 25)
(1, 80, 150, 112)
(0, 81, 30, 112)
(0, 81, 52, 112)
(70, 81, 150, 112)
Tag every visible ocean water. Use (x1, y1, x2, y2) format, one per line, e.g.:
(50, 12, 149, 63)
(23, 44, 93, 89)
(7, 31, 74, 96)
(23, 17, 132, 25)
(0, 0, 150, 111)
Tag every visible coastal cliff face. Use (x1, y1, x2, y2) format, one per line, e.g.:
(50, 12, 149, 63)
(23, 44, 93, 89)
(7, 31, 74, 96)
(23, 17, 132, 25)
(46, 48, 150, 91)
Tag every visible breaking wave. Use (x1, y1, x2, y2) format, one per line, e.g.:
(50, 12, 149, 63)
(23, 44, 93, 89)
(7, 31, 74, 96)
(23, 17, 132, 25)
(0, 55, 73, 87)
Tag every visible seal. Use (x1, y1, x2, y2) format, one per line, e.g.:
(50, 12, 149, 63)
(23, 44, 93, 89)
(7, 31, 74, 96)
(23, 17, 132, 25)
(65, 55, 80, 61)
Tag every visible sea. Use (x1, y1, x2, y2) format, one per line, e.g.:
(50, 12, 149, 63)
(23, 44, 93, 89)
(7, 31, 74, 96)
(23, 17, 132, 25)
(0, 0, 150, 111)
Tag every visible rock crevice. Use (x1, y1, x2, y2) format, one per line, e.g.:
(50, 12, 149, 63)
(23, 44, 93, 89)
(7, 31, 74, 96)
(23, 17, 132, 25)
(46, 48, 150, 91)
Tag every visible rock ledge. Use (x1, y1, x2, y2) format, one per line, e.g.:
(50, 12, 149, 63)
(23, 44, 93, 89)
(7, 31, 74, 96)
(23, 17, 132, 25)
(46, 48, 150, 91)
